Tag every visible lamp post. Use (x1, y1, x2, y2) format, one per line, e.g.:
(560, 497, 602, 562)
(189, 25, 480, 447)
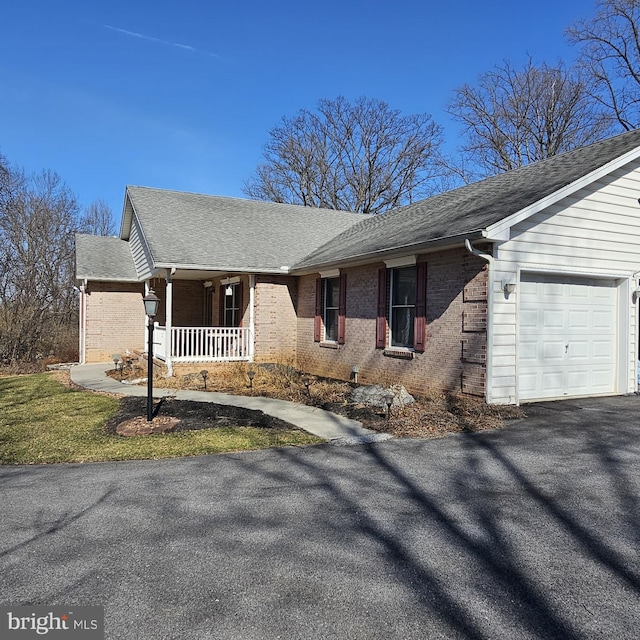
(383, 392, 395, 422)
(143, 289, 160, 422)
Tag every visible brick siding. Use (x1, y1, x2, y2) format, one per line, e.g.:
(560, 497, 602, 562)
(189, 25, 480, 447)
(296, 247, 488, 397)
(254, 275, 298, 364)
(84, 281, 146, 362)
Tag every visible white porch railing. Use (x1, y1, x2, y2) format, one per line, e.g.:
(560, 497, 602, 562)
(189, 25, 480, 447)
(168, 327, 252, 362)
(153, 325, 167, 360)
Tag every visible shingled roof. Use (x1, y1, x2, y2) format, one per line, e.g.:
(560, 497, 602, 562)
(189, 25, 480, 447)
(75, 234, 139, 281)
(124, 187, 365, 272)
(293, 128, 640, 270)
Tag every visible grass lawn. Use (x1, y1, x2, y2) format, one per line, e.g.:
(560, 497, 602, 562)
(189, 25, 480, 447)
(0, 373, 321, 465)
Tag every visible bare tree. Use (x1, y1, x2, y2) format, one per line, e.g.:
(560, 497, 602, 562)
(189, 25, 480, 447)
(567, 0, 640, 131)
(0, 167, 80, 363)
(81, 198, 116, 236)
(447, 58, 612, 178)
(244, 96, 444, 214)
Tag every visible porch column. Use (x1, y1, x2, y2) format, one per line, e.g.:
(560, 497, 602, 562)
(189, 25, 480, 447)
(165, 268, 175, 376)
(249, 274, 256, 362)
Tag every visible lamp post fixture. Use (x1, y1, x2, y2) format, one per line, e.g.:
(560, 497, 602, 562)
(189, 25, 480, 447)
(143, 288, 160, 422)
(247, 369, 255, 389)
(302, 375, 311, 397)
(383, 392, 395, 422)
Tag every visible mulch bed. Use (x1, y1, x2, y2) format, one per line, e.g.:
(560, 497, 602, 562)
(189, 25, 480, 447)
(104, 396, 298, 437)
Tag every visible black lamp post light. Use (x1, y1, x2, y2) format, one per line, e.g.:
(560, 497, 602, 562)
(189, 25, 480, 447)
(301, 375, 312, 397)
(383, 392, 395, 421)
(247, 369, 255, 389)
(143, 288, 160, 422)
(200, 370, 209, 390)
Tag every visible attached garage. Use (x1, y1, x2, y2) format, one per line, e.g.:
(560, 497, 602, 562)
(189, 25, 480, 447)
(518, 273, 619, 402)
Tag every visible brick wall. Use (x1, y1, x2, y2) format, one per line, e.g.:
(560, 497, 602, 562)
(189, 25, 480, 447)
(84, 281, 146, 362)
(146, 277, 209, 326)
(296, 247, 488, 397)
(254, 275, 298, 363)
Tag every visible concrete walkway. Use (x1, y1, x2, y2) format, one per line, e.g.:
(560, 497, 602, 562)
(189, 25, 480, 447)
(70, 363, 391, 445)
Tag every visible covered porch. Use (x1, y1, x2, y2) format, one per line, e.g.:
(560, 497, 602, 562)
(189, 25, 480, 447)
(146, 270, 256, 372)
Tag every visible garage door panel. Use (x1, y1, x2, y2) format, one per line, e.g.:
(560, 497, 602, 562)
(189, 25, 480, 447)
(519, 274, 618, 401)
(543, 341, 565, 360)
(543, 309, 565, 329)
(541, 371, 563, 392)
(568, 310, 589, 329)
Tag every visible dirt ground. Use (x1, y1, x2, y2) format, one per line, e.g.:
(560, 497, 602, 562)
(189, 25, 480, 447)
(104, 362, 526, 438)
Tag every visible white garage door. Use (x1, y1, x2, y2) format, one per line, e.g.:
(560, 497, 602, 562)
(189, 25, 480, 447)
(518, 273, 618, 401)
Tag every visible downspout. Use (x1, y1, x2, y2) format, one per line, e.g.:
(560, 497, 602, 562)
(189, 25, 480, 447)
(465, 239, 494, 404)
(249, 274, 256, 363)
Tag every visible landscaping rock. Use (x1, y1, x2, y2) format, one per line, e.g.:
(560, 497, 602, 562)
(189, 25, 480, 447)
(350, 384, 415, 408)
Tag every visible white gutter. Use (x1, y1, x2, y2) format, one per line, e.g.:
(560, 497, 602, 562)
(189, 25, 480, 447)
(464, 239, 494, 404)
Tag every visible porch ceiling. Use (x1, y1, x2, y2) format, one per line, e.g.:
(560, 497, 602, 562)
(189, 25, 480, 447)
(169, 269, 227, 280)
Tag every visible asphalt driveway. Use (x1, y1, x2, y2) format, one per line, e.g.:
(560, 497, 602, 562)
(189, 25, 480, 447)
(1, 394, 639, 639)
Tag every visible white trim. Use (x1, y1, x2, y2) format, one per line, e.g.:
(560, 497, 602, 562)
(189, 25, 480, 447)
(319, 268, 340, 278)
(384, 255, 416, 268)
(486, 148, 640, 240)
(249, 275, 256, 362)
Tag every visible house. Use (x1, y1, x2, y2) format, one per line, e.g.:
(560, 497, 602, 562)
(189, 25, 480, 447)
(76, 128, 640, 404)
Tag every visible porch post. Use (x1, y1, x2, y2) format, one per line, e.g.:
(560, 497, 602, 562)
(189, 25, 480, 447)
(249, 274, 256, 362)
(165, 268, 175, 376)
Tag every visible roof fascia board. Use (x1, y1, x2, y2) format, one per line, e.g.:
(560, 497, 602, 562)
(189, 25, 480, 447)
(291, 231, 486, 275)
(119, 188, 134, 240)
(154, 262, 291, 274)
(486, 146, 640, 239)
(77, 275, 142, 283)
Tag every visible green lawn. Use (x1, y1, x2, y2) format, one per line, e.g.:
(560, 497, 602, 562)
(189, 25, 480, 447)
(0, 373, 321, 464)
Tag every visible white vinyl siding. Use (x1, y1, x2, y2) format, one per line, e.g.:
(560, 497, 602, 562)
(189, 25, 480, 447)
(489, 160, 640, 404)
(129, 215, 155, 281)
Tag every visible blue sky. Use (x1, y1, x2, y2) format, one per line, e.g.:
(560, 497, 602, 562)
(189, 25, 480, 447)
(1, 0, 597, 225)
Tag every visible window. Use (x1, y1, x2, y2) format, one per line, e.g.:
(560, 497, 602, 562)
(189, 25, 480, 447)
(323, 278, 340, 341)
(314, 274, 346, 344)
(377, 263, 426, 352)
(390, 267, 415, 348)
(219, 281, 243, 327)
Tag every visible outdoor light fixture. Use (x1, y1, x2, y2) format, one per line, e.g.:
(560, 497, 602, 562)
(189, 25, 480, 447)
(112, 354, 121, 371)
(226, 285, 233, 296)
(247, 369, 255, 388)
(302, 375, 311, 397)
(383, 391, 395, 421)
(501, 279, 516, 295)
(200, 370, 209, 391)
(143, 289, 160, 422)
(143, 289, 160, 317)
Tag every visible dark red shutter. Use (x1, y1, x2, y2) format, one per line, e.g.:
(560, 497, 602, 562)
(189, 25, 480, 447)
(237, 281, 244, 327)
(314, 277, 322, 342)
(337, 273, 347, 345)
(414, 262, 427, 352)
(376, 268, 387, 349)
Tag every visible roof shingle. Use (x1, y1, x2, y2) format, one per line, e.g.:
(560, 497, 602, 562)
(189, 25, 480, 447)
(293, 129, 640, 270)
